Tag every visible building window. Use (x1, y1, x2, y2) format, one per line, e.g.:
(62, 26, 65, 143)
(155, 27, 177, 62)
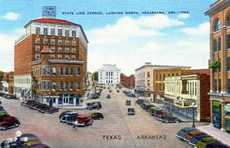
(227, 57, 230, 71)
(57, 40, 62, 46)
(65, 30, 70, 37)
(76, 67, 80, 75)
(214, 19, 221, 32)
(58, 29, 62, 36)
(227, 14, 230, 26)
(147, 72, 150, 77)
(35, 27, 40, 34)
(50, 28, 55, 35)
(227, 34, 230, 49)
(50, 39, 56, 45)
(228, 80, 230, 94)
(43, 38, 48, 44)
(35, 53, 40, 60)
(35, 46, 40, 52)
(43, 28, 48, 35)
(213, 37, 221, 52)
(72, 30, 76, 37)
(65, 40, 70, 46)
(69, 98, 74, 104)
(65, 47, 70, 53)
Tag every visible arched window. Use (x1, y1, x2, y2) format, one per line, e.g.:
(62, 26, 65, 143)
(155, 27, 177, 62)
(214, 18, 221, 32)
(226, 13, 230, 26)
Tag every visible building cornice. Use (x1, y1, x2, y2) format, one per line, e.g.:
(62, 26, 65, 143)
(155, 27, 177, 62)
(205, 0, 230, 16)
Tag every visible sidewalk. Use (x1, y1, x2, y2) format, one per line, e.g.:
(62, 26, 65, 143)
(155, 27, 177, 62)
(197, 125, 230, 146)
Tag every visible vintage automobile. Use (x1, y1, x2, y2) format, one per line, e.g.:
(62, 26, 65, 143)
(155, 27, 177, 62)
(128, 108, 135, 115)
(87, 102, 102, 110)
(1, 133, 50, 148)
(59, 111, 93, 127)
(91, 112, 104, 120)
(0, 114, 20, 130)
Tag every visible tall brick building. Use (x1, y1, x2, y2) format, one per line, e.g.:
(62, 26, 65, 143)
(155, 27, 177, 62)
(14, 17, 88, 107)
(120, 73, 135, 89)
(205, 0, 230, 132)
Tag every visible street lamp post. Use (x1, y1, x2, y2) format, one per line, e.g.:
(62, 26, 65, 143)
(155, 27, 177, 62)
(192, 102, 196, 128)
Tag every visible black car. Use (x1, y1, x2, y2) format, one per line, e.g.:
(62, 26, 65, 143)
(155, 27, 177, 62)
(128, 108, 135, 115)
(91, 112, 104, 120)
(59, 111, 79, 125)
(5, 94, 18, 100)
(126, 100, 131, 106)
(106, 94, 111, 99)
(87, 102, 102, 110)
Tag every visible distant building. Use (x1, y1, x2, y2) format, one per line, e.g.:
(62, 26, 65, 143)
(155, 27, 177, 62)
(14, 17, 88, 107)
(87, 72, 93, 87)
(98, 64, 120, 86)
(3, 72, 14, 94)
(120, 73, 135, 89)
(135, 62, 190, 99)
(164, 72, 210, 122)
(205, 0, 230, 132)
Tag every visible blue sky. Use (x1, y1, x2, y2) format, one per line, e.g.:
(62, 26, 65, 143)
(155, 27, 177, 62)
(0, 0, 215, 75)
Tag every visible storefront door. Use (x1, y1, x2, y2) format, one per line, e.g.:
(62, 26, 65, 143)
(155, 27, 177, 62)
(212, 101, 221, 129)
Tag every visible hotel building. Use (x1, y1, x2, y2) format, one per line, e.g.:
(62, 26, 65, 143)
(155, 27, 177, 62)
(14, 17, 88, 107)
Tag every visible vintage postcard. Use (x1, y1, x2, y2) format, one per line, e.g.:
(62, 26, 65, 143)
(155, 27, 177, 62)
(0, 0, 230, 148)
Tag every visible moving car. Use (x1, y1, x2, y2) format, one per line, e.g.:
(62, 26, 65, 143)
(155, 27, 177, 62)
(0, 114, 20, 130)
(91, 112, 104, 120)
(87, 102, 102, 110)
(59, 111, 93, 127)
(5, 94, 18, 100)
(128, 108, 135, 115)
(106, 94, 111, 99)
(126, 100, 131, 106)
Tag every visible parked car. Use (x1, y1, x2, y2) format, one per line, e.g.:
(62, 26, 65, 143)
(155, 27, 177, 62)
(195, 136, 217, 148)
(106, 94, 111, 99)
(176, 127, 197, 142)
(87, 102, 102, 110)
(206, 141, 230, 148)
(126, 100, 131, 106)
(0, 106, 6, 113)
(21, 100, 59, 114)
(5, 94, 18, 100)
(91, 112, 104, 120)
(0, 114, 20, 130)
(128, 108, 135, 115)
(1, 133, 50, 148)
(59, 111, 93, 127)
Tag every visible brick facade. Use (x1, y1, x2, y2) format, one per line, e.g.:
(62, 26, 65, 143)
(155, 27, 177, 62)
(120, 73, 135, 89)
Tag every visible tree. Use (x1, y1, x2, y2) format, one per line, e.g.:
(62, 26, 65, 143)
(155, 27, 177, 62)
(209, 60, 221, 92)
(92, 72, 98, 82)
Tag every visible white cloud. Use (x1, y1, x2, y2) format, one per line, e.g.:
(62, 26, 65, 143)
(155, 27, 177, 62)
(0, 28, 24, 72)
(177, 13, 190, 20)
(2, 12, 20, 21)
(87, 15, 209, 75)
(181, 22, 210, 36)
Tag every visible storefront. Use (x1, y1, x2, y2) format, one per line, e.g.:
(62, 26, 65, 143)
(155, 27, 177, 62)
(212, 100, 222, 129)
(224, 103, 230, 133)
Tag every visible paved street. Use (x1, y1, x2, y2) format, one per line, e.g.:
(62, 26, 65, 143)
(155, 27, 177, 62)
(0, 88, 208, 148)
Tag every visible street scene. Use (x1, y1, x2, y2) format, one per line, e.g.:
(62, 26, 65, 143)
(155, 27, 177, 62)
(0, 0, 230, 148)
(0, 87, 207, 148)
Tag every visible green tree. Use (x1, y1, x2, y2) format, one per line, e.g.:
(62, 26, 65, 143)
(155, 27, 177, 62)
(209, 60, 221, 92)
(92, 72, 98, 81)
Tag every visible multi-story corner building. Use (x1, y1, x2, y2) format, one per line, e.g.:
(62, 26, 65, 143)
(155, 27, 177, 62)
(14, 17, 88, 107)
(152, 67, 191, 102)
(135, 62, 190, 99)
(164, 72, 210, 122)
(205, 0, 230, 132)
(120, 73, 135, 89)
(98, 64, 120, 86)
